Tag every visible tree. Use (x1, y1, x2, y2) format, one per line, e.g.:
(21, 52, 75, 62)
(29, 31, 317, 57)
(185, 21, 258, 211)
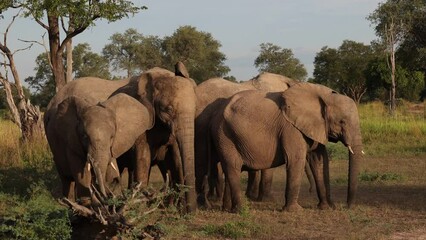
(24, 52, 55, 108)
(312, 40, 374, 104)
(254, 42, 307, 81)
(103, 29, 163, 77)
(365, 56, 425, 102)
(73, 43, 110, 79)
(2, 0, 144, 92)
(311, 46, 340, 89)
(368, 0, 423, 113)
(162, 25, 230, 83)
(103, 28, 144, 77)
(0, 11, 43, 140)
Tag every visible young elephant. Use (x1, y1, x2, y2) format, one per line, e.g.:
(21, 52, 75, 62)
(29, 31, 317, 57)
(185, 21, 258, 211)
(210, 83, 363, 212)
(54, 93, 152, 205)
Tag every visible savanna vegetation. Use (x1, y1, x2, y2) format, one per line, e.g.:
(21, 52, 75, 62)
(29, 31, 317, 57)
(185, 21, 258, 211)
(0, 0, 425, 239)
(0, 102, 424, 239)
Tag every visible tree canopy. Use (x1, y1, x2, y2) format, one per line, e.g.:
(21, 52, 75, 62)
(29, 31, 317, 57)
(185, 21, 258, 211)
(254, 43, 307, 81)
(313, 40, 375, 103)
(1, 0, 145, 91)
(162, 26, 230, 83)
(102, 29, 163, 77)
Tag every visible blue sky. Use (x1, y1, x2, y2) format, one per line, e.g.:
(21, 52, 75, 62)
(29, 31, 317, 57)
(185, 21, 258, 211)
(2, 0, 383, 83)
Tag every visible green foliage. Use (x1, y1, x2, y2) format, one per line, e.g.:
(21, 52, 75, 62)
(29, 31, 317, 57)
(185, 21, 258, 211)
(313, 40, 374, 103)
(24, 52, 56, 108)
(73, 43, 111, 79)
(365, 57, 425, 102)
(202, 221, 260, 239)
(254, 42, 307, 81)
(162, 25, 230, 83)
(0, 183, 71, 240)
(102, 28, 162, 77)
(17, 0, 144, 25)
(0, 83, 31, 109)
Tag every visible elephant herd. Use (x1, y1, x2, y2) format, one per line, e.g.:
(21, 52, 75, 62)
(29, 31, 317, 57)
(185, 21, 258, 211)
(44, 62, 364, 214)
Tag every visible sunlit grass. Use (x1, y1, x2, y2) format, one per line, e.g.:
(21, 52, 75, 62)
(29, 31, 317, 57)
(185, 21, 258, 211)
(328, 101, 426, 160)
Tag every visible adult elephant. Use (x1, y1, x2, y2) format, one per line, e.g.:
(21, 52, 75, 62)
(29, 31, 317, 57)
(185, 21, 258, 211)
(195, 73, 299, 207)
(44, 63, 198, 212)
(53, 93, 152, 204)
(209, 82, 363, 212)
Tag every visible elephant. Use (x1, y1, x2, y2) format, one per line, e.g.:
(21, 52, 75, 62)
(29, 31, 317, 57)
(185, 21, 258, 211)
(53, 93, 152, 204)
(195, 73, 317, 207)
(44, 62, 198, 212)
(209, 82, 363, 212)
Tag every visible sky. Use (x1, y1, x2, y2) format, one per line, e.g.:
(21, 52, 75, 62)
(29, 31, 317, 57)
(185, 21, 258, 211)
(2, 0, 384, 84)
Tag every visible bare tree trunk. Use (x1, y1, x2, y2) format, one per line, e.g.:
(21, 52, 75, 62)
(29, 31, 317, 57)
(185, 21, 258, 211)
(66, 39, 73, 83)
(390, 44, 396, 115)
(66, 18, 74, 84)
(1, 15, 44, 141)
(47, 14, 66, 92)
(0, 75, 21, 128)
(386, 20, 397, 115)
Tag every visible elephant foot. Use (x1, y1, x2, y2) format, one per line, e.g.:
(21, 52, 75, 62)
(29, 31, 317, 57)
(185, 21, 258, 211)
(197, 195, 212, 209)
(317, 201, 336, 210)
(283, 203, 303, 212)
(246, 193, 258, 201)
(317, 202, 331, 210)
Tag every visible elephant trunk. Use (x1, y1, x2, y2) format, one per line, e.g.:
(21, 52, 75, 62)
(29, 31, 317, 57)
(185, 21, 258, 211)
(88, 150, 110, 198)
(347, 143, 363, 208)
(175, 113, 197, 213)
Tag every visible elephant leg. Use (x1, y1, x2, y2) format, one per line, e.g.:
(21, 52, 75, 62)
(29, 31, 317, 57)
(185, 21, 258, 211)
(222, 162, 243, 213)
(60, 175, 75, 200)
(283, 153, 306, 212)
(246, 170, 260, 200)
(258, 169, 274, 201)
(308, 145, 334, 209)
(134, 134, 151, 187)
(304, 161, 315, 193)
(68, 153, 93, 206)
(222, 179, 232, 211)
(215, 162, 225, 201)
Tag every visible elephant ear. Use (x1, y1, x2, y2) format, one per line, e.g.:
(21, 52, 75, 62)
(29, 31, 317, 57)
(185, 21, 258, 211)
(56, 96, 93, 131)
(281, 83, 330, 145)
(55, 96, 94, 151)
(102, 93, 152, 158)
(175, 61, 190, 78)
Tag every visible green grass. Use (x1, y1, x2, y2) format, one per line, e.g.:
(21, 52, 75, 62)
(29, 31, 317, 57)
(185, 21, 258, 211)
(328, 101, 426, 160)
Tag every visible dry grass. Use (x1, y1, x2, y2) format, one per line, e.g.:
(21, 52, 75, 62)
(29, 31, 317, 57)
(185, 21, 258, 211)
(157, 155, 426, 239)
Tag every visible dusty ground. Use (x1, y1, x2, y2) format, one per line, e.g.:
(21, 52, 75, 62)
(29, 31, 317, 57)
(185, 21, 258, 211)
(70, 155, 426, 239)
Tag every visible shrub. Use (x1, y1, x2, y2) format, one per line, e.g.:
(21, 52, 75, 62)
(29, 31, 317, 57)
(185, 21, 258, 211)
(0, 183, 72, 240)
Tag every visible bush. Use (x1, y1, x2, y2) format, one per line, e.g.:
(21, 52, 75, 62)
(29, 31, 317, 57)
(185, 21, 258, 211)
(0, 183, 72, 240)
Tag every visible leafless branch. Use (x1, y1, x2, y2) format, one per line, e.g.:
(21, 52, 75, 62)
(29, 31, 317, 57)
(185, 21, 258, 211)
(12, 43, 34, 55)
(19, 33, 53, 71)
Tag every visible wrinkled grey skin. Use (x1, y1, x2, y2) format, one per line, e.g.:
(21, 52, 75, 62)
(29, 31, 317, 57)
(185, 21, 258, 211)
(195, 73, 313, 207)
(209, 83, 363, 212)
(53, 93, 152, 204)
(44, 63, 198, 212)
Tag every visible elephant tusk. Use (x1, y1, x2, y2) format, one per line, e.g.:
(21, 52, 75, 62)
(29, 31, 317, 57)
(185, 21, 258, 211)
(87, 162, 91, 172)
(361, 150, 365, 155)
(348, 146, 354, 155)
(110, 161, 119, 175)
